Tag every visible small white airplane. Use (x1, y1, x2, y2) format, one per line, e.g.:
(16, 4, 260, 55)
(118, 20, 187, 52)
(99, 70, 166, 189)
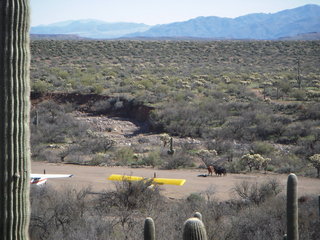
(30, 173, 73, 185)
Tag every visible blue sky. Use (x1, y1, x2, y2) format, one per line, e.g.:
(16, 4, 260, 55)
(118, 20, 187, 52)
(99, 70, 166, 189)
(30, 0, 320, 26)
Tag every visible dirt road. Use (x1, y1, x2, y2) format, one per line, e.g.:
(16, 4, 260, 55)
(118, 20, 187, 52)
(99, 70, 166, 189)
(32, 161, 320, 200)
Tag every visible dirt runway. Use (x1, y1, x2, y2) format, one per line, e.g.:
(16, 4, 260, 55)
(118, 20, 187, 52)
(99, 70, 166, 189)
(32, 161, 320, 200)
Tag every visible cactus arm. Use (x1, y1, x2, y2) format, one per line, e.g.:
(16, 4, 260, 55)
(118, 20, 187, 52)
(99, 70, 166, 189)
(193, 212, 203, 221)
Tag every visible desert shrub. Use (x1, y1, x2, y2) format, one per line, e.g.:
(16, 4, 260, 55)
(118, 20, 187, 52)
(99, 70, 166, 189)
(151, 98, 227, 138)
(142, 151, 163, 167)
(233, 179, 282, 205)
(300, 103, 320, 120)
(295, 130, 320, 158)
(225, 159, 246, 173)
(79, 136, 114, 154)
(90, 100, 112, 113)
(274, 153, 304, 174)
(290, 89, 307, 100)
(206, 139, 235, 155)
(88, 153, 111, 166)
(114, 147, 136, 166)
(251, 141, 276, 156)
(186, 193, 206, 205)
(95, 180, 165, 239)
(298, 195, 320, 240)
(32, 79, 52, 93)
(281, 120, 316, 145)
(29, 186, 109, 240)
(65, 152, 87, 164)
(162, 149, 194, 169)
(97, 180, 164, 214)
(31, 100, 89, 145)
(35, 149, 58, 163)
(225, 196, 286, 240)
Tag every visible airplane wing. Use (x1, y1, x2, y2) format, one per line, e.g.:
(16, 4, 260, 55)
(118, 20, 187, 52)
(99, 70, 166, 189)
(108, 174, 185, 186)
(108, 174, 145, 182)
(31, 174, 73, 179)
(152, 177, 185, 186)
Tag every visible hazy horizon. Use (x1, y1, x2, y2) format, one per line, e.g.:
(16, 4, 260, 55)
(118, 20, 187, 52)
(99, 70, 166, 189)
(30, 0, 320, 26)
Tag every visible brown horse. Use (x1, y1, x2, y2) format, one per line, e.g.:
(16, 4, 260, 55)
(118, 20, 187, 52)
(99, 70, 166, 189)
(207, 166, 214, 176)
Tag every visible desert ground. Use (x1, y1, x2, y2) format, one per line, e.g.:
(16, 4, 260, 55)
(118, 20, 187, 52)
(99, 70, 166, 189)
(32, 161, 320, 201)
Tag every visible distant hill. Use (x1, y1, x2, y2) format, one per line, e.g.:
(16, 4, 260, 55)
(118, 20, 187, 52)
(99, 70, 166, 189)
(31, 19, 151, 39)
(31, 34, 89, 40)
(31, 5, 320, 40)
(128, 4, 320, 40)
(279, 32, 320, 40)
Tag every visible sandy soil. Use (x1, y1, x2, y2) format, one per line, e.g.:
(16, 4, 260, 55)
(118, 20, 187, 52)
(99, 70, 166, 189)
(32, 161, 320, 201)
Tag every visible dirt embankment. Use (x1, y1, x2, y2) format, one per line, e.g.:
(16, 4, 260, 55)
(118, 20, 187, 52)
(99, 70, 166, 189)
(31, 92, 154, 122)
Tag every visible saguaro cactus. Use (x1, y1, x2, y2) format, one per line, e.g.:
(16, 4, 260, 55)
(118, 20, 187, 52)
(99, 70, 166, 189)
(167, 137, 175, 155)
(193, 212, 203, 221)
(318, 195, 320, 217)
(183, 217, 208, 240)
(0, 1, 31, 239)
(144, 217, 156, 240)
(287, 173, 298, 240)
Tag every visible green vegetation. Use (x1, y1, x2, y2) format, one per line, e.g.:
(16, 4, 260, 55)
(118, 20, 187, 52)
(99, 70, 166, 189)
(29, 40, 320, 177)
(30, 40, 320, 103)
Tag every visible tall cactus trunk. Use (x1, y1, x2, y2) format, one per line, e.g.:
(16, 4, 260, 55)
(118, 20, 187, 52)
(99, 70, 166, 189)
(318, 195, 320, 218)
(287, 173, 298, 240)
(0, 0, 31, 239)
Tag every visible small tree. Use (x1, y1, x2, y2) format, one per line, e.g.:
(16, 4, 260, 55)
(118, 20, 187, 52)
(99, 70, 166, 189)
(240, 153, 270, 172)
(196, 149, 218, 166)
(159, 133, 170, 147)
(309, 154, 320, 178)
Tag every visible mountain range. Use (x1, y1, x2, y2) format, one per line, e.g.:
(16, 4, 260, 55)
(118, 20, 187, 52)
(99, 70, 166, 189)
(31, 4, 320, 40)
(31, 19, 150, 39)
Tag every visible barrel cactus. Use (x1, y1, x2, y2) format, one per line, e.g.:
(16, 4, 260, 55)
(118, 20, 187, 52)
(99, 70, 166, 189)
(183, 217, 208, 240)
(144, 217, 156, 240)
(287, 173, 298, 240)
(0, 0, 31, 239)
